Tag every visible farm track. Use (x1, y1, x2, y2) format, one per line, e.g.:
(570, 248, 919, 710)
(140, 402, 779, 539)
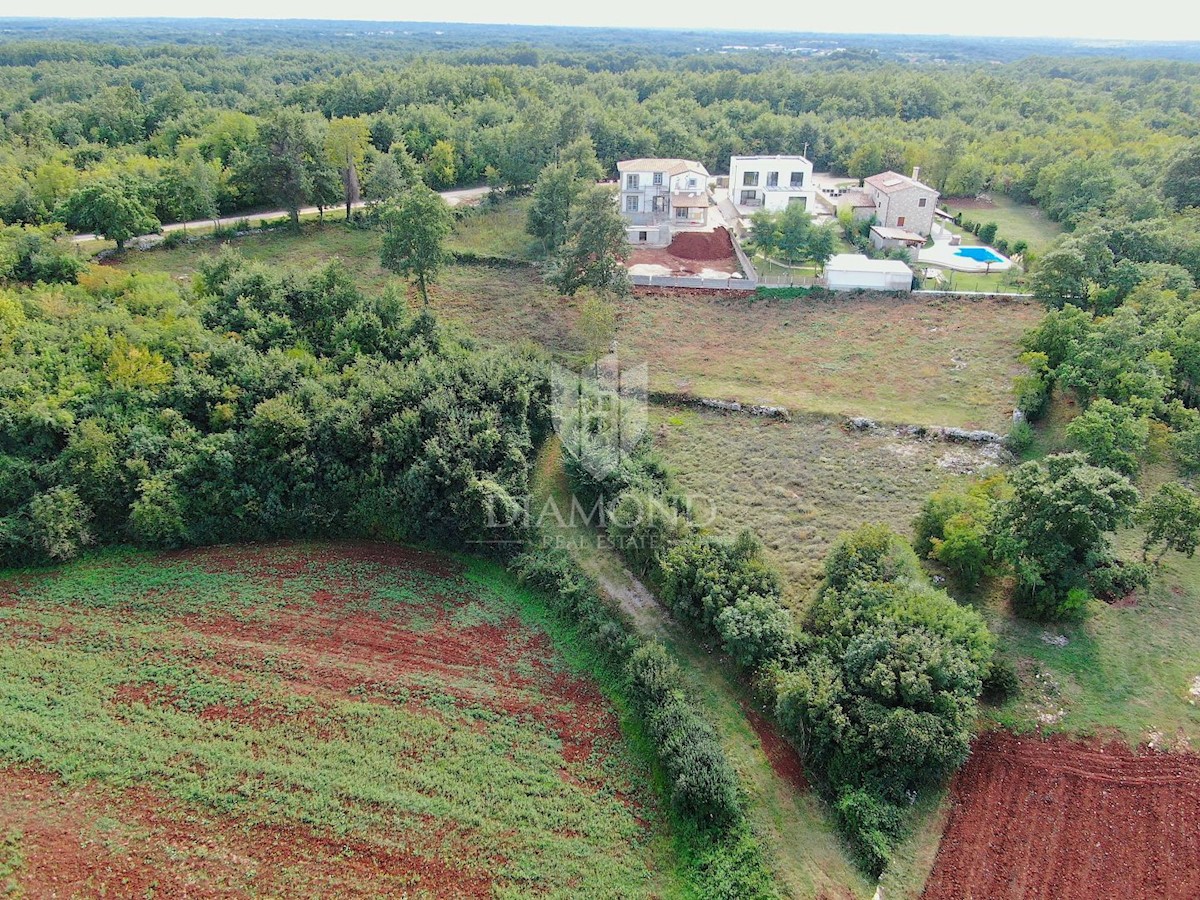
(922, 731, 1200, 899)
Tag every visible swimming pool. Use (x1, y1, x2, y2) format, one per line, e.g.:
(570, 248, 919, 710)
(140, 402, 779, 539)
(955, 246, 1005, 263)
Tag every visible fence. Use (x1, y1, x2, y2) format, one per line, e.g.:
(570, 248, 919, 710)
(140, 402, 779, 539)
(630, 273, 757, 290)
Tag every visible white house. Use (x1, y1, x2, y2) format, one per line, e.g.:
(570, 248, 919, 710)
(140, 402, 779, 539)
(617, 158, 711, 243)
(824, 254, 913, 291)
(729, 155, 816, 214)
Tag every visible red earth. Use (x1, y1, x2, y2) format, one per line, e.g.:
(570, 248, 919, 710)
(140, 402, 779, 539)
(627, 226, 738, 276)
(922, 731, 1200, 899)
(0, 541, 652, 898)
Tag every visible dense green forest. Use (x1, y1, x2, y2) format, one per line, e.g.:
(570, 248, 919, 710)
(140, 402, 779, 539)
(0, 21, 1198, 234)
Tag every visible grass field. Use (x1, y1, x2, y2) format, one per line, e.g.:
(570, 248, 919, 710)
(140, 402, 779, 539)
(117, 209, 1037, 431)
(652, 406, 1004, 604)
(624, 293, 1038, 430)
(0, 543, 683, 898)
(943, 195, 1064, 252)
(447, 197, 539, 261)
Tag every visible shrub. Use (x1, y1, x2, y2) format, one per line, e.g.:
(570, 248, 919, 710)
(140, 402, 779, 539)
(977, 222, 998, 244)
(625, 643, 742, 831)
(607, 487, 689, 576)
(1088, 559, 1151, 602)
(814, 523, 922, 602)
(28, 486, 94, 562)
(834, 789, 905, 877)
(658, 531, 784, 634)
(981, 655, 1020, 703)
(1006, 420, 1035, 454)
(1011, 239, 1029, 256)
(1065, 398, 1149, 475)
(715, 594, 796, 668)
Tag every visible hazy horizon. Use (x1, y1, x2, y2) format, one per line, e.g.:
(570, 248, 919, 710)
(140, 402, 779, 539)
(4, 7, 1199, 45)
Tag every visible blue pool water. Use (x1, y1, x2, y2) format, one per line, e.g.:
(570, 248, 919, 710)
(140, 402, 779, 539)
(955, 246, 1005, 263)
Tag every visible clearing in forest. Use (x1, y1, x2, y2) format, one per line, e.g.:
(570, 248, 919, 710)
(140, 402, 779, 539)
(0, 542, 677, 898)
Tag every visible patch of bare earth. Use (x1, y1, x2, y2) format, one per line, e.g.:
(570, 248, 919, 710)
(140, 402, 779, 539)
(922, 731, 1200, 899)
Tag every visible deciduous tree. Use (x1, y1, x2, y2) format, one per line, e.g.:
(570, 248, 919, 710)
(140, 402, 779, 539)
(379, 185, 453, 305)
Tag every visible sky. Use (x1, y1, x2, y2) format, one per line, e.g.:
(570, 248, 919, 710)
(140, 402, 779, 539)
(12, 0, 1200, 43)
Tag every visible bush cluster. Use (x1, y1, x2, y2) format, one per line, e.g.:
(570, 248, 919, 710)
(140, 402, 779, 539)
(564, 420, 993, 875)
(0, 250, 548, 565)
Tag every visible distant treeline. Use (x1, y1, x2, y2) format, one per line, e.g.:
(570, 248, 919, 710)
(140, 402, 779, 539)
(0, 26, 1198, 235)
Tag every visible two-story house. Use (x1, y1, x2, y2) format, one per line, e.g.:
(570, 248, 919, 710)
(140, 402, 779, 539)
(728, 155, 816, 214)
(861, 168, 940, 236)
(617, 158, 711, 243)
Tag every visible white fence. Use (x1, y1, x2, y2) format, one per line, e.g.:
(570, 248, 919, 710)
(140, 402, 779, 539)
(631, 274, 757, 290)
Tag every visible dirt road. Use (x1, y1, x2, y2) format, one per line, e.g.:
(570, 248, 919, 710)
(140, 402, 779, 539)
(70, 185, 491, 243)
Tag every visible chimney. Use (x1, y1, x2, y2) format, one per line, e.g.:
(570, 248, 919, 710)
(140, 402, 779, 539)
(912, 166, 921, 184)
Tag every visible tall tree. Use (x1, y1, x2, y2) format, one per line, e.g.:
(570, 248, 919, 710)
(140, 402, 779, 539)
(527, 162, 581, 252)
(325, 116, 371, 219)
(992, 452, 1140, 619)
(252, 109, 322, 230)
(1161, 142, 1200, 211)
(59, 179, 159, 251)
(379, 185, 453, 305)
(160, 149, 220, 228)
(425, 140, 458, 189)
(547, 186, 630, 297)
(1138, 483, 1200, 564)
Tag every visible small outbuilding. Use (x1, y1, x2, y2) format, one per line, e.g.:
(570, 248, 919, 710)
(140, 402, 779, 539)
(869, 225, 927, 252)
(824, 253, 913, 291)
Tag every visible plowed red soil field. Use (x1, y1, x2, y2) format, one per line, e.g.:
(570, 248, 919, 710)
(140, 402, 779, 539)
(922, 731, 1200, 899)
(0, 541, 673, 898)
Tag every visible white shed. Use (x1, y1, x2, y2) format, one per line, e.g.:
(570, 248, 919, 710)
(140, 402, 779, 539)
(824, 254, 913, 292)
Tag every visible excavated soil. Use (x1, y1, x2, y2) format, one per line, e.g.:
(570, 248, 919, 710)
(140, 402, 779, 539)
(922, 731, 1200, 899)
(627, 226, 738, 276)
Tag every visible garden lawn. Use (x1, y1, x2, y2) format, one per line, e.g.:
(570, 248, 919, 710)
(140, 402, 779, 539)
(943, 195, 1065, 252)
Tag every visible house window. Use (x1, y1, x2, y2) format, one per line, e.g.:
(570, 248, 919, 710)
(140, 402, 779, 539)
(918, 198, 927, 207)
(787, 196, 807, 209)
(742, 171, 759, 186)
(626, 174, 639, 189)
(638, 231, 647, 242)
(626, 196, 639, 212)
(739, 189, 757, 205)
(675, 206, 689, 219)
(686, 177, 698, 189)
(652, 172, 663, 186)
(896, 216, 906, 226)
(652, 195, 667, 213)
(766, 171, 778, 187)
(790, 171, 804, 187)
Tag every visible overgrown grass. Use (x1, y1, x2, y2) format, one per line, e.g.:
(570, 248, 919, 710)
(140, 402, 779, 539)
(446, 197, 539, 260)
(623, 293, 1038, 431)
(652, 406, 993, 605)
(0, 545, 685, 898)
(117, 220, 1036, 430)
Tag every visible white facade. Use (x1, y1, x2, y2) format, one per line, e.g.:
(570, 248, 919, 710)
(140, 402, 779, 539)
(824, 254, 913, 292)
(617, 159, 711, 240)
(729, 155, 816, 214)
